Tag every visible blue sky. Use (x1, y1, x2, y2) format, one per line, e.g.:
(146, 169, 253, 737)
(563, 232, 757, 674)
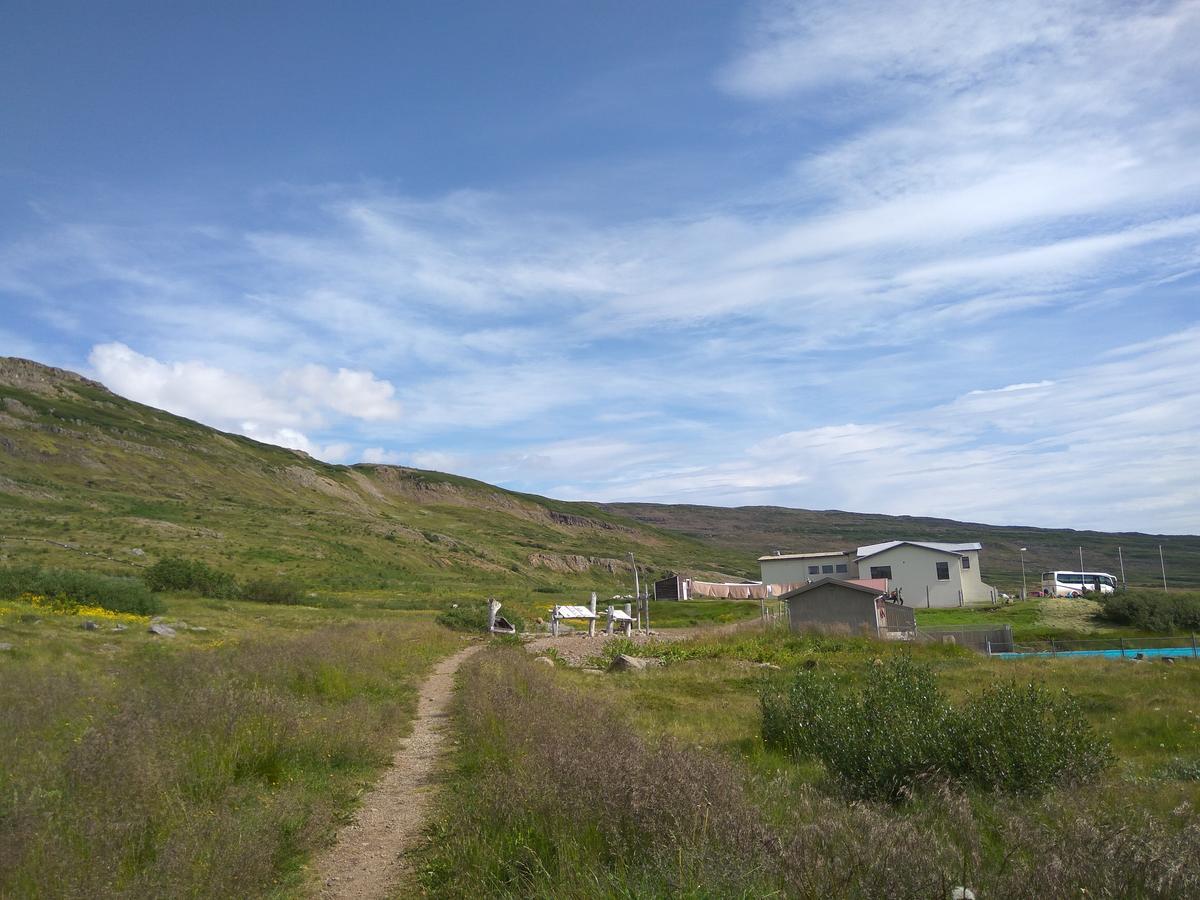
(2, 0, 1198, 533)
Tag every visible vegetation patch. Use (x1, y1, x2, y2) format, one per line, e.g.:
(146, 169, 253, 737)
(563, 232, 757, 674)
(420, 648, 1199, 898)
(0, 565, 161, 616)
(144, 555, 241, 598)
(436, 601, 524, 633)
(1099, 588, 1200, 632)
(762, 656, 1110, 800)
(0, 616, 457, 897)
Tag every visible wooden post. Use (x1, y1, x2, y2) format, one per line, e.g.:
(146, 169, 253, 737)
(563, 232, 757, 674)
(589, 592, 597, 637)
(606, 605, 614, 635)
(1120, 637, 1125, 659)
(624, 602, 633, 636)
(1191, 633, 1197, 658)
(643, 591, 651, 634)
(551, 607, 559, 637)
(486, 597, 498, 632)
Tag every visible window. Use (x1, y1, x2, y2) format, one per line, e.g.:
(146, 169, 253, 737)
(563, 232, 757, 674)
(936, 561, 950, 580)
(960, 555, 971, 569)
(808, 565, 819, 575)
(821, 564, 834, 574)
(869, 565, 892, 580)
(835, 563, 848, 573)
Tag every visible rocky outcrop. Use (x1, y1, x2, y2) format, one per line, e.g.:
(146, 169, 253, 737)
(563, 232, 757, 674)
(526, 552, 632, 574)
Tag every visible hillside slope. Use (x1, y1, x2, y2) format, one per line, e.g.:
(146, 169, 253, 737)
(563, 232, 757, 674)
(0, 358, 750, 598)
(2, 357, 1196, 595)
(602, 503, 1200, 590)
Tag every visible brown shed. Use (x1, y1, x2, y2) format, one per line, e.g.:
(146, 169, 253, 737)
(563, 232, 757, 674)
(781, 577, 912, 637)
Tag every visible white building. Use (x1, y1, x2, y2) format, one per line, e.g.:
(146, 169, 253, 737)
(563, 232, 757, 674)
(759, 541, 996, 608)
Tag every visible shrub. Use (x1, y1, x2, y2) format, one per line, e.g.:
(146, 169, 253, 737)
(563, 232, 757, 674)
(764, 657, 954, 799)
(143, 556, 240, 598)
(241, 576, 303, 604)
(0, 565, 162, 616)
(436, 602, 524, 634)
(762, 656, 1109, 800)
(1098, 589, 1200, 632)
(953, 681, 1112, 794)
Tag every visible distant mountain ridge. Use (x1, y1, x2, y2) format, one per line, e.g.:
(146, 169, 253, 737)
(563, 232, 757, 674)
(1, 356, 1196, 593)
(601, 503, 1200, 589)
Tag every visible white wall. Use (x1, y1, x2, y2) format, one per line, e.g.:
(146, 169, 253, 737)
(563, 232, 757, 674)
(859, 545, 964, 608)
(760, 553, 856, 585)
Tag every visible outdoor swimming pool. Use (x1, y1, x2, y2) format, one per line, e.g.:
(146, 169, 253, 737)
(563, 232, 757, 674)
(995, 646, 1197, 660)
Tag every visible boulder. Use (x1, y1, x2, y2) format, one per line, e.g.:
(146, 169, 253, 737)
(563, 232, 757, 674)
(0, 642, 13, 651)
(148, 623, 177, 638)
(82, 621, 99, 631)
(607, 654, 662, 673)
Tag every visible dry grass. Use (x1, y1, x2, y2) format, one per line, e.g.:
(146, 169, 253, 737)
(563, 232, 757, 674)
(0, 617, 459, 898)
(420, 648, 1200, 898)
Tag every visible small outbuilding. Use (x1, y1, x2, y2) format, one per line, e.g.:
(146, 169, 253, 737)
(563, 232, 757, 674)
(780, 577, 914, 638)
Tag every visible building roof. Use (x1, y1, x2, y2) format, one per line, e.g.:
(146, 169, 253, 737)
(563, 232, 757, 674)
(779, 577, 885, 600)
(855, 540, 982, 560)
(757, 550, 852, 562)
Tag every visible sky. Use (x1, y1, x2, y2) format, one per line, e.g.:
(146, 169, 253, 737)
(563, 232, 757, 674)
(1, 0, 1198, 534)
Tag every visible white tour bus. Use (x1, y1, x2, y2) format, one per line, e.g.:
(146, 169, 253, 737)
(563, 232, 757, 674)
(1041, 571, 1118, 597)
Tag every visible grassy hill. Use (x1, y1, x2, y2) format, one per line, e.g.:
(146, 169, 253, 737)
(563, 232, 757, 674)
(0, 358, 750, 602)
(2, 356, 1197, 597)
(602, 503, 1200, 590)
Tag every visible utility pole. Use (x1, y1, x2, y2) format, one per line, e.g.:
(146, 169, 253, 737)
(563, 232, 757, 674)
(1118, 546, 1127, 590)
(1019, 547, 1028, 600)
(1160, 545, 1168, 593)
(628, 552, 641, 631)
(1079, 546, 1085, 591)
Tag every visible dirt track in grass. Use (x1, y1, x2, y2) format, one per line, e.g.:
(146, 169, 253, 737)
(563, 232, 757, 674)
(311, 643, 481, 900)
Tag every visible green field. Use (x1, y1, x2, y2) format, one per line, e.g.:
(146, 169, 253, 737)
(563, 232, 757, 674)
(420, 632, 1200, 897)
(0, 590, 463, 897)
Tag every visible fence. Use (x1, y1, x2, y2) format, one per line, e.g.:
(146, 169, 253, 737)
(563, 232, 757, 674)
(1000, 634, 1200, 659)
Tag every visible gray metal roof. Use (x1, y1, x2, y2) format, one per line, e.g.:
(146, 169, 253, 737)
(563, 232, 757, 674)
(757, 550, 852, 562)
(856, 540, 983, 560)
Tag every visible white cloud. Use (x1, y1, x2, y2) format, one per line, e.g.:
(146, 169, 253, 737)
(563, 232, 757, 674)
(88, 343, 400, 462)
(361, 446, 407, 465)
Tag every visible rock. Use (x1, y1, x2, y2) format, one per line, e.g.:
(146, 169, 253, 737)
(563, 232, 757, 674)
(190, 626, 208, 632)
(112, 623, 127, 632)
(756, 662, 781, 670)
(129, 548, 145, 556)
(148, 623, 177, 638)
(607, 654, 662, 673)
(0, 642, 13, 651)
(951, 888, 977, 900)
(1163, 656, 1175, 664)
(82, 620, 99, 630)
(581, 667, 603, 675)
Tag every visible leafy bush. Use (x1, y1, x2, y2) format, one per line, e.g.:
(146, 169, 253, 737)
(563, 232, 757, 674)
(436, 602, 524, 633)
(1098, 589, 1200, 632)
(241, 576, 303, 604)
(763, 657, 1110, 800)
(952, 681, 1112, 794)
(0, 565, 162, 615)
(143, 556, 240, 598)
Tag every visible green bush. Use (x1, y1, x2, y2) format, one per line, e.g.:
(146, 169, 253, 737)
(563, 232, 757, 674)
(143, 556, 240, 598)
(1099, 589, 1200, 632)
(952, 681, 1112, 794)
(0, 565, 162, 616)
(436, 602, 524, 633)
(241, 577, 303, 604)
(763, 657, 1109, 800)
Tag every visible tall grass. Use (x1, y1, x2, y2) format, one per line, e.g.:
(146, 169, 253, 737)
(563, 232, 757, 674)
(0, 619, 456, 897)
(420, 648, 1200, 897)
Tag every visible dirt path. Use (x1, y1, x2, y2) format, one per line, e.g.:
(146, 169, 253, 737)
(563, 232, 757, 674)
(312, 642, 481, 900)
